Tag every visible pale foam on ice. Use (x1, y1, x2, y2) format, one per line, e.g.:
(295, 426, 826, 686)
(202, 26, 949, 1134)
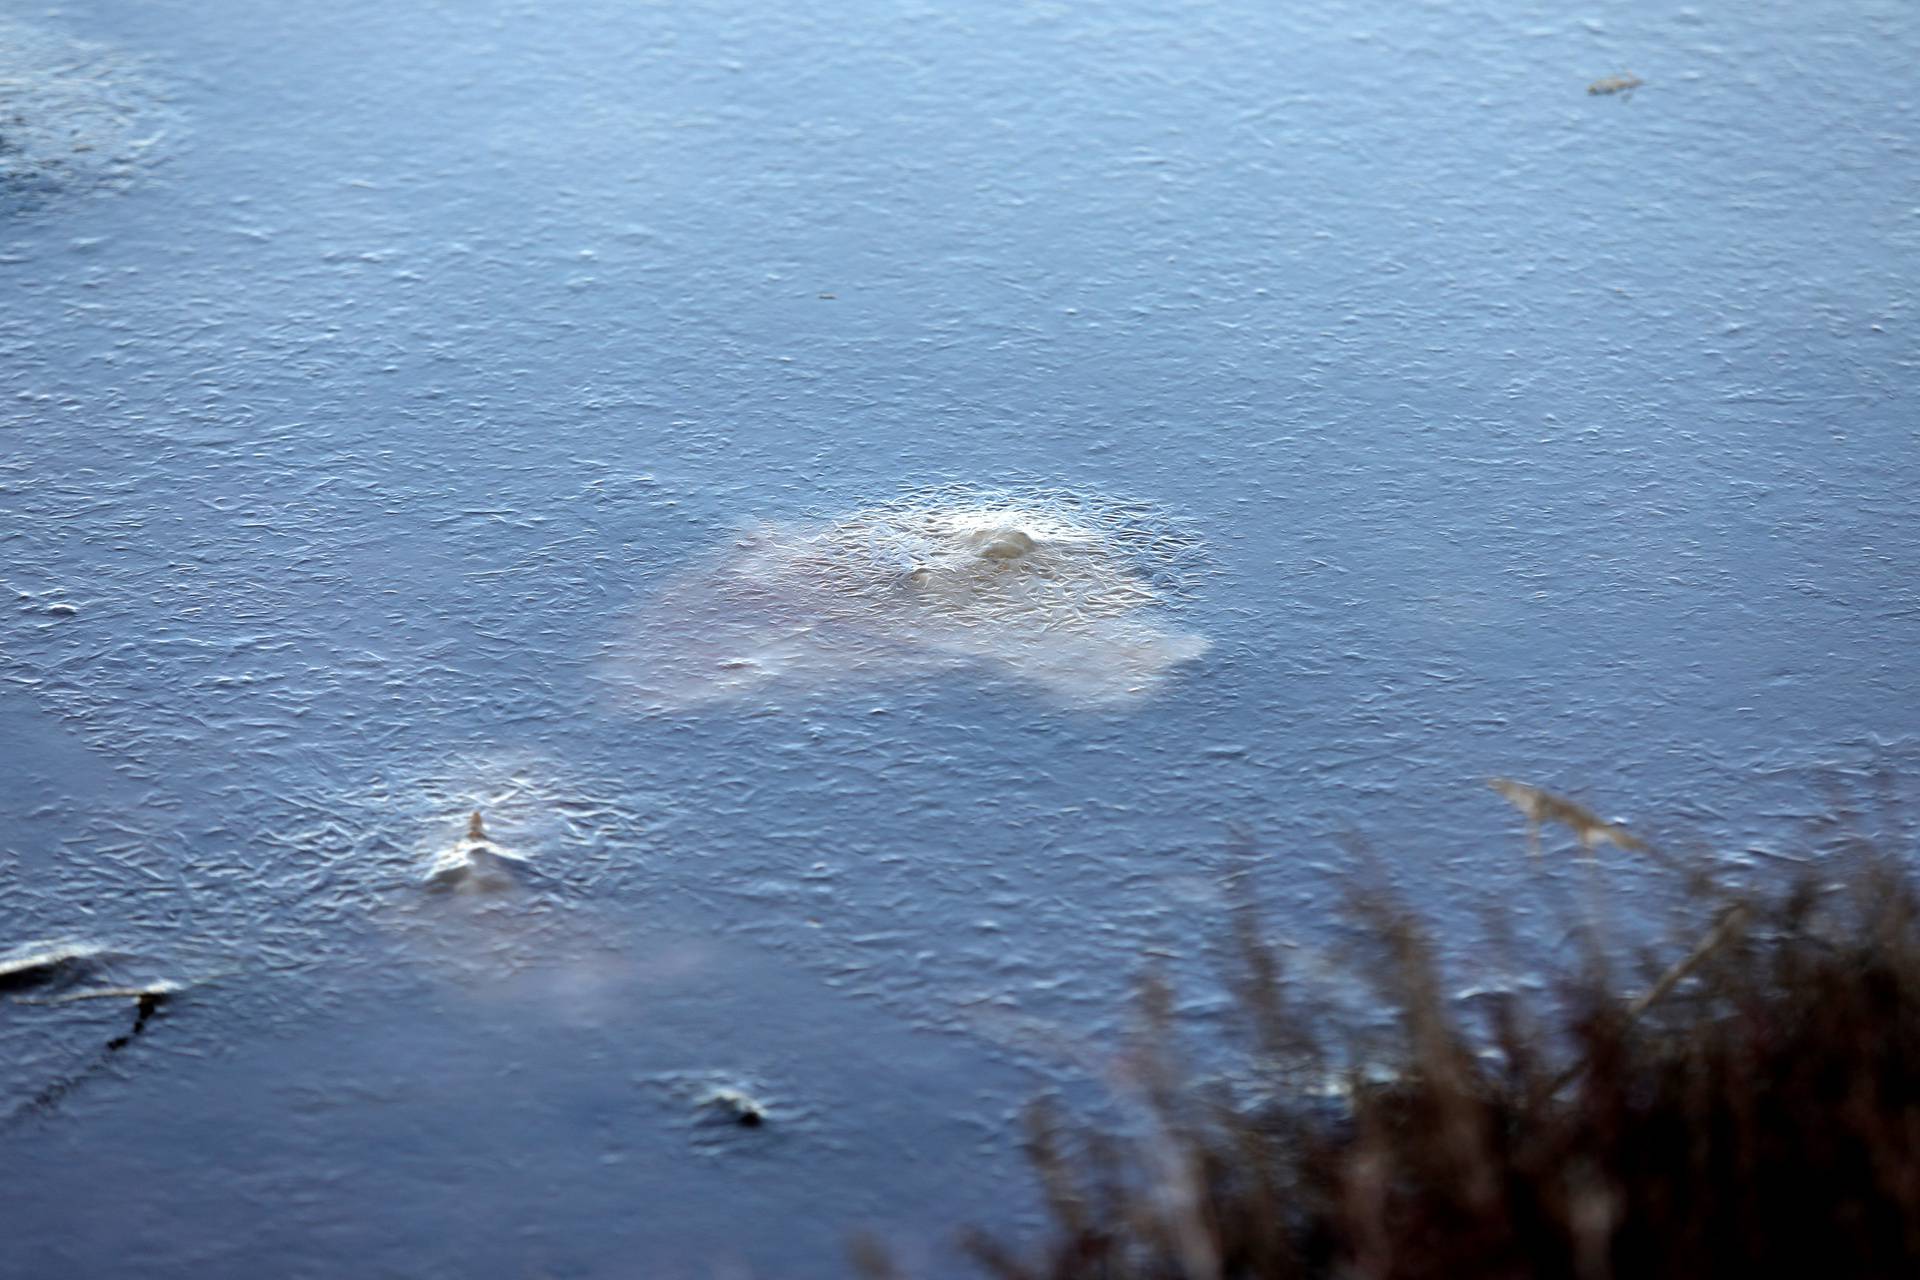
(612, 486, 1212, 709)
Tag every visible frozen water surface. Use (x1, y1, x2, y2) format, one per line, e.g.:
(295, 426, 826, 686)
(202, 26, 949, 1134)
(2, 0, 1917, 1274)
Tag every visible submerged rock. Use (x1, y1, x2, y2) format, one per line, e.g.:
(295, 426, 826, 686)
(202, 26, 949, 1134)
(0, 940, 109, 995)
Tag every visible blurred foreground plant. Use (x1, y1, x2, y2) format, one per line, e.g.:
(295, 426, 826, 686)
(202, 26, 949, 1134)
(877, 784, 1920, 1280)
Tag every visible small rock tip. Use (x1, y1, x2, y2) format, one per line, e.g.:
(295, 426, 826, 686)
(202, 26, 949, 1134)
(970, 527, 1037, 560)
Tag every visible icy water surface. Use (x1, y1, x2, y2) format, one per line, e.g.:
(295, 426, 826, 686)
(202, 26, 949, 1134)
(3, 0, 1917, 1275)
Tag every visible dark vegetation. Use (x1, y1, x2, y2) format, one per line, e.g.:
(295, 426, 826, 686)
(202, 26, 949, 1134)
(867, 783, 1920, 1280)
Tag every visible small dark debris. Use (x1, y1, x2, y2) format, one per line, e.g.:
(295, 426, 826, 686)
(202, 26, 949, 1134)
(133, 989, 167, 1031)
(5, 983, 174, 1126)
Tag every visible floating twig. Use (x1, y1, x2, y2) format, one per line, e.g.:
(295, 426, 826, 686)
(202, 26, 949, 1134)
(1588, 73, 1644, 97)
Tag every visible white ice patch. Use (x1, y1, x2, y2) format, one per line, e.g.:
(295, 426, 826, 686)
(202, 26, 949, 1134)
(610, 487, 1212, 709)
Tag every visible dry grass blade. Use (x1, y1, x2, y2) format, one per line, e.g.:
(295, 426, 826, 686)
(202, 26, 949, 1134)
(1488, 778, 1648, 857)
(1623, 903, 1748, 1021)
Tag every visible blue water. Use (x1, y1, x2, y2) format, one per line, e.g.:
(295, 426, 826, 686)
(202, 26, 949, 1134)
(3, 0, 1916, 1275)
